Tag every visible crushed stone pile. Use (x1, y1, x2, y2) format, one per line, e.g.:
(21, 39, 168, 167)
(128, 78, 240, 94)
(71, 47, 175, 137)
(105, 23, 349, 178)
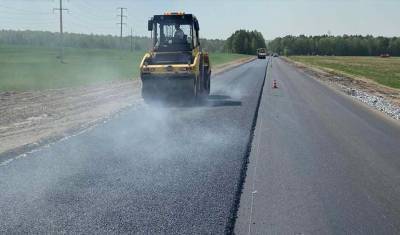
(338, 84, 400, 120)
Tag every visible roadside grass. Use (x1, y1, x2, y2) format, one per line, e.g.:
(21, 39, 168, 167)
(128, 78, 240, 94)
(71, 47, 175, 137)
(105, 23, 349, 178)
(209, 53, 250, 65)
(289, 56, 400, 89)
(0, 45, 251, 91)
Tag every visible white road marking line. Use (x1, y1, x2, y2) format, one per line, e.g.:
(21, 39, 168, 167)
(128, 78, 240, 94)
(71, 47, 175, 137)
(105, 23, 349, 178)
(247, 59, 270, 234)
(248, 117, 263, 235)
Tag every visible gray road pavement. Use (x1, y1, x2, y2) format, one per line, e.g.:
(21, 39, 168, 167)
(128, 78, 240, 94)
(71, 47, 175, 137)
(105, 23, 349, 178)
(2, 57, 400, 234)
(0, 60, 267, 234)
(235, 58, 400, 234)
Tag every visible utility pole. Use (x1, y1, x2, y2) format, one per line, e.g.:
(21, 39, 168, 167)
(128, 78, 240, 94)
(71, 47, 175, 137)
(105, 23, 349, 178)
(133, 29, 136, 52)
(130, 27, 133, 52)
(117, 7, 127, 51)
(54, 0, 68, 63)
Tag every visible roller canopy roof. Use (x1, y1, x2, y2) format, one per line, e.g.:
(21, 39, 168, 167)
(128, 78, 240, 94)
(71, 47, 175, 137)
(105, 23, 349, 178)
(151, 14, 197, 24)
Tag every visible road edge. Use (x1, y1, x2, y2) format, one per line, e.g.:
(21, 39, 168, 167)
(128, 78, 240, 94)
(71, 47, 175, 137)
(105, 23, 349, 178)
(281, 57, 400, 128)
(213, 57, 256, 76)
(282, 56, 400, 123)
(225, 57, 270, 234)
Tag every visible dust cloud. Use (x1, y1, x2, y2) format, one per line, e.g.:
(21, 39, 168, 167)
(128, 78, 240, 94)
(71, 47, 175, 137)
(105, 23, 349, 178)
(0, 91, 244, 232)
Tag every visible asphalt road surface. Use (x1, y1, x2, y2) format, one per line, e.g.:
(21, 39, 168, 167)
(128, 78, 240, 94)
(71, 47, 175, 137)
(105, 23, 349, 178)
(2, 58, 400, 234)
(235, 58, 400, 234)
(0, 60, 267, 234)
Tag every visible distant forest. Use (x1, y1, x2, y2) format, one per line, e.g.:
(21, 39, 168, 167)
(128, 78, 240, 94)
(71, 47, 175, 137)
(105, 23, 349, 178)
(268, 35, 400, 56)
(224, 30, 267, 55)
(7, 30, 399, 57)
(0, 30, 226, 53)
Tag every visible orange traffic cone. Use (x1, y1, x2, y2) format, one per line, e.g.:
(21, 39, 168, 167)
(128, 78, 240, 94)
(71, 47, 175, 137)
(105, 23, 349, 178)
(272, 80, 278, 88)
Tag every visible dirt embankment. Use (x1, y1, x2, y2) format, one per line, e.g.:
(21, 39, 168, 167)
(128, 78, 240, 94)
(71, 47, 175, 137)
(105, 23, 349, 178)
(0, 81, 141, 159)
(0, 57, 255, 159)
(282, 57, 400, 120)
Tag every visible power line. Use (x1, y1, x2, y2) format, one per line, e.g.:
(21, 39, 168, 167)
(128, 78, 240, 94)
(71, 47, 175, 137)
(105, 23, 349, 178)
(116, 7, 127, 50)
(71, 1, 109, 19)
(0, 2, 137, 37)
(0, 9, 52, 16)
(53, 0, 68, 63)
(67, 1, 111, 23)
(130, 27, 133, 52)
(49, 4, 117, 35)
(0, 17, 56, 24)
(0, 4, 51, 15)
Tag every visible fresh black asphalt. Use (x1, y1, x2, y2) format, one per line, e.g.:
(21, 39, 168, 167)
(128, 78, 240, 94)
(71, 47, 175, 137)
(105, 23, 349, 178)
(0, 59, 267, 234)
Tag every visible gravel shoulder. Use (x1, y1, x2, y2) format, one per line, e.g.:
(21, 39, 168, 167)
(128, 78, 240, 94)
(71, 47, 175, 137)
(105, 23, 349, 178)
(283, 57, 400, 120)
(0, 57, 254, 160)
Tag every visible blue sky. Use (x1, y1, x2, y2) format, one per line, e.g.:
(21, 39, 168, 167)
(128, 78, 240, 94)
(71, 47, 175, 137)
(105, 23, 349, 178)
(0, 0, 399, 40)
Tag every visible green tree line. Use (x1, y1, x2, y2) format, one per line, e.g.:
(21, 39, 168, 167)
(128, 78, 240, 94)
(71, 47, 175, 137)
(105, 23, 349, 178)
(0, 30, 226, 53)
(0, 30, 150, 50)
(224, 30, 267, 54)
(268, 35, 400, 56)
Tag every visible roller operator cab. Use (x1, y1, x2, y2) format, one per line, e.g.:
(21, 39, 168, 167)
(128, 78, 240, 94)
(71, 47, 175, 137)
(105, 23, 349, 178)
(140, 12, 211, 100)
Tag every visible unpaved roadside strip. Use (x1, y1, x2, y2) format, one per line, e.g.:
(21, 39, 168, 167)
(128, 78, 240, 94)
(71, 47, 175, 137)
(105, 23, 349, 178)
(0, 56, 255, 162)
(282, 57, 400, 121)
(213, 57, 256, 75)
